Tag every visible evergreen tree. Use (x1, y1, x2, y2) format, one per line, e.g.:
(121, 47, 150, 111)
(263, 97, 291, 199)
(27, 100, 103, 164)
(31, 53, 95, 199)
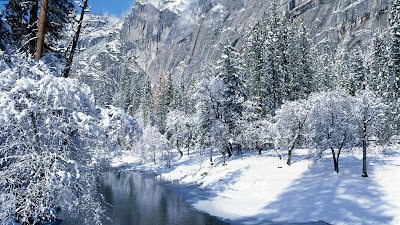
(165, 72, 174, 110)
(347, 46, 367, 96)
(154, 74, 168, 134)
(4, 0, 29, 48)
(113, 66, 134, 114)
(142, 76, 153, 127)
(4, 0, 74, 55)
(390, 0, 400, 100)
(218, 43, 244, 155)
(297, 19, 314, 98)
(263, 0, 284, 115)
(243, 19, 267, 116)
(195, 79, 214, 164)
(174, 76, 185, 111)
(315, 46, 336, 91)
(370, 32, 390, 96)
(0, 10, 9, 52)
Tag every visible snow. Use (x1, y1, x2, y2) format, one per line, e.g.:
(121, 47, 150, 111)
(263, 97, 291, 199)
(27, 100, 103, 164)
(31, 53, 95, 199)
(113, 147, 400, 225)
(137, 0, 189, 14)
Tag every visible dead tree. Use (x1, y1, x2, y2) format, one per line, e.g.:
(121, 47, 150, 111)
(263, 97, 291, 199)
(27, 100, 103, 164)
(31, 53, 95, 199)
(63, 0, 89, 78)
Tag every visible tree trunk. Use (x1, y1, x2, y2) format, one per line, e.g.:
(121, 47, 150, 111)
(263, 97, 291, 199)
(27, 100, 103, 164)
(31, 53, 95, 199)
(176, 141, 183, 158)
(210, 148, 213, 165)
(34, 0, 49, 59)
(237, 144, 242, 155)
(63, 0, 89, 78)
(28, 0, 38, 56)
(186, 142, 189, 155)
(331, 147, 339, 173)
(222, 151, 226, 166)
(362, 139, 369, 177)
(287, 133, 300, 165)
(257, 143, 262, 155)
(227, 142, 233, 158)
(287, 149, 293, 165)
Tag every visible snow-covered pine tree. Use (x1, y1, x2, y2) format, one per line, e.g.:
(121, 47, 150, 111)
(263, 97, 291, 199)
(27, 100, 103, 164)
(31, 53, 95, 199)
(195, 79, 214, 164)
(0, 10, 9, 52)
(4, 0, 29, 48)
(347, 46, 367, 96)
(282, 16, 298, 101)
(315, 46, 336, 91)
(389, 0, 400, 134)
(370, 32, 390, 97)
(390, 0, 400, 101)
(4, 0, 74, 56)
(142, 76, 153, 127)
(113, 66, 134, 113)
(243, 19, 267, 116)
(165, 72, 174, 110)
(297, 18, 314, 98)
(154, 74, 168, 134)
(219, 43, 244, 156)
(263, 0, 285, 115)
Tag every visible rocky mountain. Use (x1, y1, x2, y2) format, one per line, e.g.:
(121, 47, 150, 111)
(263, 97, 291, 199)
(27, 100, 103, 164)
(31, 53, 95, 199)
(71, 0, 392, 104)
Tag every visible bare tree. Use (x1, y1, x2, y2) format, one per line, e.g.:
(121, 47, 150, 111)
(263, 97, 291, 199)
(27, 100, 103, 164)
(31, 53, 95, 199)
(63, 0, 89, 78)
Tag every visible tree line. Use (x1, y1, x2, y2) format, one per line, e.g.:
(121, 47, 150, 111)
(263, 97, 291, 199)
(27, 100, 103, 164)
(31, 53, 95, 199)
(115, 0, 399, 176)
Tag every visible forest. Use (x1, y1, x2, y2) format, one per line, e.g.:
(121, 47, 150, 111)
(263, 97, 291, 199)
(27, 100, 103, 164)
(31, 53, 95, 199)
(0, 0, 400, 224)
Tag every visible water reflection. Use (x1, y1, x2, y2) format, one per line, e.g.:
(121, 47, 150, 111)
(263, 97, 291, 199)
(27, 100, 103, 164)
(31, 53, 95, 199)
(98, 171, 228, 225)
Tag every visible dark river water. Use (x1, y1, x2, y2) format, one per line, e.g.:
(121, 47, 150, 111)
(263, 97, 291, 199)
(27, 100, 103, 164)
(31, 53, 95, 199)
(97, 170, 227, 225)
(59, 170, 329, 225)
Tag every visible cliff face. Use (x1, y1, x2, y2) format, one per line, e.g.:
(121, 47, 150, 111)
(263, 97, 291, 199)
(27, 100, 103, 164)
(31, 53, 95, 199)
(71, 0, 392, 102)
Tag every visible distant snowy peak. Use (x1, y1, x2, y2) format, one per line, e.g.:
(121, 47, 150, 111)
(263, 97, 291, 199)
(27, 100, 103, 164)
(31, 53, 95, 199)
(136, 0, 188, 13)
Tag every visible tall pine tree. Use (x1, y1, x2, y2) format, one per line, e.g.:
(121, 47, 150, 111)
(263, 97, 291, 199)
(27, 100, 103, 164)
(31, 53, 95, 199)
(390, 0, 400, 101)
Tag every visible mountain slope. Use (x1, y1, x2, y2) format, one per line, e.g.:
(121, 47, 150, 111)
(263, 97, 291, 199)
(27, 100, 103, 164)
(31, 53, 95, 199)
(71, 0, 392, 104)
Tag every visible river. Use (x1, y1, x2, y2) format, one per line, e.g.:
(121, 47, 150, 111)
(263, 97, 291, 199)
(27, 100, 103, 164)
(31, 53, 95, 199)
(60, 170, 329, 225)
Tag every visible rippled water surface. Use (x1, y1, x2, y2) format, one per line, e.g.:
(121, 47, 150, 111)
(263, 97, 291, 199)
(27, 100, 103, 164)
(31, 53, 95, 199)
(98, 171, 227, 225)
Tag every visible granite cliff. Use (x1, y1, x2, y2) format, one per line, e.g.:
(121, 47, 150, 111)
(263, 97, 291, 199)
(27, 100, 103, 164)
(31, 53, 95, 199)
(71, 0, 392, 104)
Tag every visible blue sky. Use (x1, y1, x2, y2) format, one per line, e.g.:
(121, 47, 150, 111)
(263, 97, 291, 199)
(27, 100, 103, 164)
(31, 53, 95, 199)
(89, 0, 136, 17)
(0, 0, 136, 17)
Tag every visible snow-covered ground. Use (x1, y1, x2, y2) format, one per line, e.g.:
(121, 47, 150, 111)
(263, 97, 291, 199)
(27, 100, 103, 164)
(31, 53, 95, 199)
(112, 147, 400, 225)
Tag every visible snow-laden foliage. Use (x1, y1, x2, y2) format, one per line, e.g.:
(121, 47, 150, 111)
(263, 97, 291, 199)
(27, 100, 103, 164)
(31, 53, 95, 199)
(273, 99, 312, 164)
(134, 125, 169, 165)
(0, 55, 140, 224)
(166, 109, 194, 157)
(99, 105, 141, 154)
(273, 88, 390, 172)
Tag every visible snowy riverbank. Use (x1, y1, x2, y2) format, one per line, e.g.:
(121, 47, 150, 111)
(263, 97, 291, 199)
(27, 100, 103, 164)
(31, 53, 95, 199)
(112, 147, 400, 225)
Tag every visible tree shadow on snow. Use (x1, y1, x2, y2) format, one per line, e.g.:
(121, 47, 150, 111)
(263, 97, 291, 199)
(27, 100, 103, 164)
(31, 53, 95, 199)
(232, 156, 394, 225)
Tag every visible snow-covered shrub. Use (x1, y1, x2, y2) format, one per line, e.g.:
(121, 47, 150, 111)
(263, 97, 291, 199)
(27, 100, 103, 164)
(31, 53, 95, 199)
(194, 77, 230, 163)
(99, 105, 141, 155)
(354, 89, 390, 176)
(273, 99, 312, 164)
(238, 100, 272, 154)
(0, 56, 140, 224)
(135, 125, 170, 165)
(307, 89, 357, 172)
(166, 109, 194, 157)
(354, 89, 389, 144)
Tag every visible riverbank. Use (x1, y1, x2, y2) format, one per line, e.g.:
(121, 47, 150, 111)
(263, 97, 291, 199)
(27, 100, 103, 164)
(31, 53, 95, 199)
(112, 146, 400, 225)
